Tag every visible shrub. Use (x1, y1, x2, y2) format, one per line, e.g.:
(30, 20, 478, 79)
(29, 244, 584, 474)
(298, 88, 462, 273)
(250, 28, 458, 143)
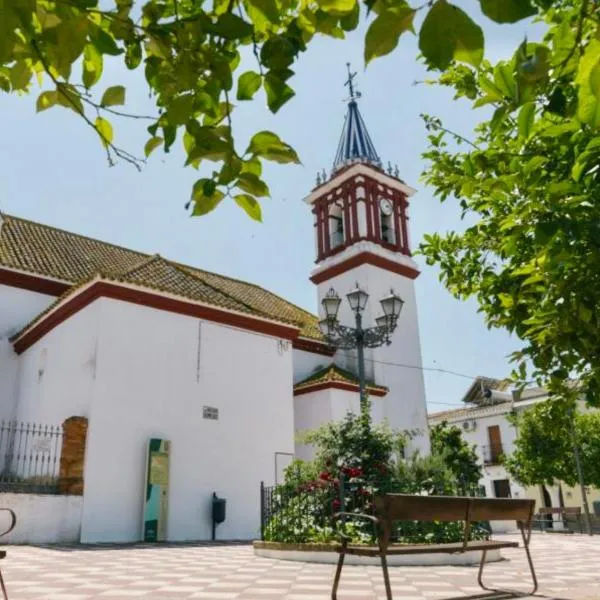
(264, 406, 488, 545)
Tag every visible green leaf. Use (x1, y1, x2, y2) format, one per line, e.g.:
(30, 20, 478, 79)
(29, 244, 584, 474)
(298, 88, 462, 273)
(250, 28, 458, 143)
(236, 173, 270, 197)
(517, 102, 535, 139)
(478, 75, 504, 101)
(82, 43, 103, 89)
(246, 0, 280, 31)
(10, 60, 32, 91)
(125, 40, 142, 69)
(185, 128, 229, 164)
(419, 0, 484, 70)
(144, 136, 163, 157)
(234, 194, 263, 222)
(168, 94, 195, 125)
(261, 36, 297, 71)
(264, 71, 295, 113)
(191, 179, 225, 216)
(246, 131, 300, 164)
(493, 63, 516, 98)
(213, 13, 254, 39)
(95, 116, 113, 148)
(218, 156, 242, 184)
(340, 1, 359, 31)
(36, 90, 58, 112)
(241, 156, 262, 176)
(498, 293, 514, 308)
(479, 0, 536, 23)
(576, 40, 600, 128)
(237, 71, 262, 101)
(590, 60, 600, 99)
(90, 24, 122, 56)
(364, 6, 415, 65)
(318, 0, 356, 17)
(101, 85, 125, 107)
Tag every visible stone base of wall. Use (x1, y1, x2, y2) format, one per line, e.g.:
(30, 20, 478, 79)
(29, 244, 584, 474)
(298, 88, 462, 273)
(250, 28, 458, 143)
(253, 541, 503, 566)
(0, 493, 82, 544)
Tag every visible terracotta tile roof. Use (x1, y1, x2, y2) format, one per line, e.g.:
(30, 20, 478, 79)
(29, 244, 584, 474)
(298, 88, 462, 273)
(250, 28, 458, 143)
(0, 214, 323, 340)
(293, 363, 388, 395)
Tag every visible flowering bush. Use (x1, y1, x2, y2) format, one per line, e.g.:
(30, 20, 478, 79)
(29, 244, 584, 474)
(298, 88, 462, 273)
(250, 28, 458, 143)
(264, 403, 488, 545)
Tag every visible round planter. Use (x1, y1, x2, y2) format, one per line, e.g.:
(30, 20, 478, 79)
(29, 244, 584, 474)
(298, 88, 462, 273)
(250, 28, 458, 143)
(253, 541, 503, 566)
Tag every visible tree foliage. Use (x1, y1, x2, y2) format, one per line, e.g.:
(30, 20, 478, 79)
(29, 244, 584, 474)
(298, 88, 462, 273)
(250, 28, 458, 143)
(504, 399, 600, 488)
(1, 0, 572, 221)
(429, 420, 483, 491)
(419, 0, 600, 402)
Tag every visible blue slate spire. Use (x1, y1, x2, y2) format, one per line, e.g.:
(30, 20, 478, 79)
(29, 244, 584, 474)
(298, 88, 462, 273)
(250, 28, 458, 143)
(332, 65, 381, 172)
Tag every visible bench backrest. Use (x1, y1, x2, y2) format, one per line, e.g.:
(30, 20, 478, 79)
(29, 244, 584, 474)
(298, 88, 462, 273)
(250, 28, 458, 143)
(538, 506, 581, 516)
(374, 494, 535, 526)
(371, 494, 534, 552)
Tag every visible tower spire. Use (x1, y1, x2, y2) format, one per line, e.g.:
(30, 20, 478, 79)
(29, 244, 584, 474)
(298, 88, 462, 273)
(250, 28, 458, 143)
(333, 64, 381, 173)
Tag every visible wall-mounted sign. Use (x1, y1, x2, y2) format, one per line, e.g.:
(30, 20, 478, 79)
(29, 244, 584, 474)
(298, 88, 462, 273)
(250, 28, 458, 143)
(142, 438, 170, 542)
(203, 406, 219, 420)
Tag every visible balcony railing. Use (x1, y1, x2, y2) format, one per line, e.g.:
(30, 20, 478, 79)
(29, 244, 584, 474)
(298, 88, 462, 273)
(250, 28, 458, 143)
(482, 444, 505, 465)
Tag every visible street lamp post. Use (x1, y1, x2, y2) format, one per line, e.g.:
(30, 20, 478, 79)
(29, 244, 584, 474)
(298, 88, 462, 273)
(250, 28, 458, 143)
(318, 284, 404, 414)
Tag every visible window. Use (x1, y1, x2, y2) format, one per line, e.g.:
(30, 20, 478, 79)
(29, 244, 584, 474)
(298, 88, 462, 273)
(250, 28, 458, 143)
(486, 425, 503, 464)
(329, 203, 345, 249)
(493, 479, 511, 498)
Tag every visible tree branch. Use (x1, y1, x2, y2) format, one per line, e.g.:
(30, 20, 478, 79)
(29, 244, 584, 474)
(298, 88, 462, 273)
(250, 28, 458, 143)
(31, 40, 144, 170)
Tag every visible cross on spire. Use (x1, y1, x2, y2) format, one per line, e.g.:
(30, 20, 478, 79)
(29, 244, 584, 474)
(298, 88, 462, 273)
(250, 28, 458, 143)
(333, 64, 380, 172)
(344, 62, 361, 102)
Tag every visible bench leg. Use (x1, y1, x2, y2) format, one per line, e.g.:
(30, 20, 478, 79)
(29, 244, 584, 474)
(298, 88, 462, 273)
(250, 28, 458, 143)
(477, 534, 538, 596)
(380, 553, 393, 600)
(331, 550, 345, 600)
(477, 549, 489, 592)
(0, 568, 8, 600)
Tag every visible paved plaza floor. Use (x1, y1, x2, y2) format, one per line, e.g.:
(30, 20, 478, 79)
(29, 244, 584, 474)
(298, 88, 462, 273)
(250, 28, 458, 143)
(1, 533, 598, 600)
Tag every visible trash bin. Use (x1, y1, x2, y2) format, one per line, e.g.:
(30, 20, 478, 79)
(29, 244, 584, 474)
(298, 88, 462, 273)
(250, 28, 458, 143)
(212, 493, 226, 540)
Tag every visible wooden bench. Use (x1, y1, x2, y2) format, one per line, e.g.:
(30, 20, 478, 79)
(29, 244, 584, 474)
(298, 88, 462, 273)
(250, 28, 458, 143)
(534, 506, 582, 533)
(332, 494, 536, 600)
(0, 509, 16, 600)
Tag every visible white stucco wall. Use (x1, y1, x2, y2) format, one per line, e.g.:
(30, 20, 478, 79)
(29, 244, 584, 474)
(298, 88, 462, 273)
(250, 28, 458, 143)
(294, 387, 384, 460)
(0, 283, 55, 422)
(0, 493, 82, 544)
(76, 297, 295, 543)
(15, 302, 101, 426)
(316, 258, 430, 455)
(292, 348, 332, 384)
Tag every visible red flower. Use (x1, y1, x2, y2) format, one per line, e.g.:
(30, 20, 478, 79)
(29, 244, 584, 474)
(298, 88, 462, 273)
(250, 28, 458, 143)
(332, 498, 341, 510)
(319, 471, 331, 481)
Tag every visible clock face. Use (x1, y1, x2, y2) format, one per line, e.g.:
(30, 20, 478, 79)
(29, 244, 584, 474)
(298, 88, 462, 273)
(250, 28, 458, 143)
(380, 198, 393, 216)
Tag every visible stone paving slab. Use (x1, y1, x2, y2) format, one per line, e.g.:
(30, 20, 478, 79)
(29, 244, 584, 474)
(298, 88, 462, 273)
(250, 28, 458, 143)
(0, 533, 598, 599)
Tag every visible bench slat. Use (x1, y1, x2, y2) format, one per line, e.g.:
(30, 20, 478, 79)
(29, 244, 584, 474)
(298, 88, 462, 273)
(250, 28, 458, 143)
(340, 540, 519, 556)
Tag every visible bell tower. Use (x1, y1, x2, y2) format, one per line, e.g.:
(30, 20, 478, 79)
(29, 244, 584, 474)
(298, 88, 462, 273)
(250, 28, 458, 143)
(305, 68, 429, 453)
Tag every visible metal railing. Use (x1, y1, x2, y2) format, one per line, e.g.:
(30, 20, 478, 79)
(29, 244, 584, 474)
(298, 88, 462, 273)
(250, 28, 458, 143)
(0, 420, 63, 493)
(482, 444, 504, 465)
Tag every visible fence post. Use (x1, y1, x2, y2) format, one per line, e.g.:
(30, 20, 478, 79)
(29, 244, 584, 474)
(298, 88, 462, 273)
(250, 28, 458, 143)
(339, 473, 345, 524)
(58, 416, 88, 495)
(260, 481, 265, 541)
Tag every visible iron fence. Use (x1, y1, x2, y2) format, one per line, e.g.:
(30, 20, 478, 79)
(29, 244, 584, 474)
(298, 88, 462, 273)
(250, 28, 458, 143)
(0, 420, 63, 493)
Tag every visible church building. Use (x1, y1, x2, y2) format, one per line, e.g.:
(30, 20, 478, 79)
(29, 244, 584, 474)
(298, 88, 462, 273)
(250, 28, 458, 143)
(0, 92, 429, 543)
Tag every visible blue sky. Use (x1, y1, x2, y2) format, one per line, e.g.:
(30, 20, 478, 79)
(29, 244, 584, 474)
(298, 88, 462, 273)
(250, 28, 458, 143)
(0, 3, 546, 412)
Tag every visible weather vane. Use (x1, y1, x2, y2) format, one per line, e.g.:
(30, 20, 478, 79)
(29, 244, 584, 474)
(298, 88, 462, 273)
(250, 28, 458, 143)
(344, 62, 361, 101)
